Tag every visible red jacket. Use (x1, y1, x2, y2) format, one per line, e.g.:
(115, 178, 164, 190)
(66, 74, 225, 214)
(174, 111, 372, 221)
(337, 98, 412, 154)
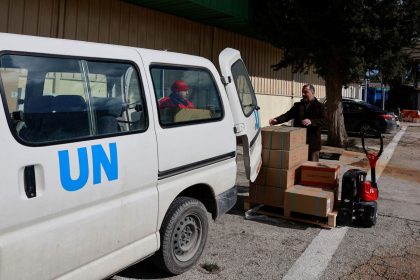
(158, 94, 195, 109)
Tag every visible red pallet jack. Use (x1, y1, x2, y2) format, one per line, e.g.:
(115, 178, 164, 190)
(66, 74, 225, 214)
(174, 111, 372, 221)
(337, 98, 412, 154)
(337, 130, 383, 227)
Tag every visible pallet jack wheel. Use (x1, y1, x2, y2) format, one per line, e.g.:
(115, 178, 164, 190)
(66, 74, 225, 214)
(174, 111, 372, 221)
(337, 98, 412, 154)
(355, 201, 378, 227)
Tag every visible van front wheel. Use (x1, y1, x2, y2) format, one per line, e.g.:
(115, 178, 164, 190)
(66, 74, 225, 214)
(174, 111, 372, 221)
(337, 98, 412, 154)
(153, 197, 209, 275)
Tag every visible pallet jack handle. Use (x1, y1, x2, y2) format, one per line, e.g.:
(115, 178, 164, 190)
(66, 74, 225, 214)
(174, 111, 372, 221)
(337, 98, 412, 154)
(361, 130, 383, 186)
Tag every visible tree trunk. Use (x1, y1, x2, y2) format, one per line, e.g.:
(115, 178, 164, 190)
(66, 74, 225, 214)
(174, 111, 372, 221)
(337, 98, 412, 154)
(325, 75, 348, 147)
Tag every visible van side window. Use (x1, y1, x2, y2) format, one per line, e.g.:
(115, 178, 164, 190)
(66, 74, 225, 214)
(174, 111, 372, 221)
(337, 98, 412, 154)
(0, 54, 146, 144)
(231, 60, 257, 117)
(150, 66, 223, 126)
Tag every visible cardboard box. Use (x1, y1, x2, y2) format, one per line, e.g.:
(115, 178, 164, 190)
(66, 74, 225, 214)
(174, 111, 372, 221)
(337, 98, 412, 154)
(254, 166, 299, 189)
(174, 108, 211, 122)
(300, 161, 340, 188)
(284, 185, 334, 217)
(249, 184, 285, 208)
(262, 144, 308, 169)
(262, 126, 307, 150)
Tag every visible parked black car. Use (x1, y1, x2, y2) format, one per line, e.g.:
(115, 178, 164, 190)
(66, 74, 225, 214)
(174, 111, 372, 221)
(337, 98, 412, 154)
(321, 98, 398, 134)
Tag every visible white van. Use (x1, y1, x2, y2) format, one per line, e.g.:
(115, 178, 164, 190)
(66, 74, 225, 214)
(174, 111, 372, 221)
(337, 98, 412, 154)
(0, 33, 262, 279)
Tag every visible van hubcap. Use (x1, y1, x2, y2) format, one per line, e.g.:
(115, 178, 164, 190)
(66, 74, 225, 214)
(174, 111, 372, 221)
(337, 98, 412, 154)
(172, 214, 202, 262)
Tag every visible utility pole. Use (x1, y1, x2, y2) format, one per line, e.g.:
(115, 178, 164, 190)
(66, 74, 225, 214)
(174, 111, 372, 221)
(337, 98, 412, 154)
(364, 69, 370, 103)
(381, 76, 385, 110)
(364, 78, 368, 102)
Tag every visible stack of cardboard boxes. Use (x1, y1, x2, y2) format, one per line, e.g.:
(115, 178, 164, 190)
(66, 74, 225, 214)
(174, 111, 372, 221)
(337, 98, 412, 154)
(284, 161, 340, 219)
(250, 126, 341, 221)
(249, 126, 308, 208)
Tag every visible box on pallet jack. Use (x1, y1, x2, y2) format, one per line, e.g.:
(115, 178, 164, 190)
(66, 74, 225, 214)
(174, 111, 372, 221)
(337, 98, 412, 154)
(300, 161, 340, 188)
(284, 185, 335, 217)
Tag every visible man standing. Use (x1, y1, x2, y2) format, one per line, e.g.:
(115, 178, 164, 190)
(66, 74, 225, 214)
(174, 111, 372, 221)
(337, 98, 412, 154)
(269, 84, 327, 161)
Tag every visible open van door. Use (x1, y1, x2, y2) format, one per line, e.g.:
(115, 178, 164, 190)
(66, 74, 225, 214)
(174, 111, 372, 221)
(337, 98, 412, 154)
(219, 48, 262, 182)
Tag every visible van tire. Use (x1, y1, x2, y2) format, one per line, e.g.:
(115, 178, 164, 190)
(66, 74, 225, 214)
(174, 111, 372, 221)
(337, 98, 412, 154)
(153, 196, 209, 275)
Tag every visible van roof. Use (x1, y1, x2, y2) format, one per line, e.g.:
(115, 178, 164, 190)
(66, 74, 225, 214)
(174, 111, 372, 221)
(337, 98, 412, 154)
(0, 32, 211, 65)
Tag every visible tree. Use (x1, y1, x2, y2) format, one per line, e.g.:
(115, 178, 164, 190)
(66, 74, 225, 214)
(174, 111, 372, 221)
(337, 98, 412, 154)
(253, 0, 420, 147)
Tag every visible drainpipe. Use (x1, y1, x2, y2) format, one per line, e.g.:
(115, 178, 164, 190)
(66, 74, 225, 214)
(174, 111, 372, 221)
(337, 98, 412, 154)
(381, 76, 385, 110)
(364, 78, 368, 102)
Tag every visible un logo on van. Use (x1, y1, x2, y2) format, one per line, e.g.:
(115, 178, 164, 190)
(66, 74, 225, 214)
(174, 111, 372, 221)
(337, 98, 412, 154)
(58, 142, 118, 191)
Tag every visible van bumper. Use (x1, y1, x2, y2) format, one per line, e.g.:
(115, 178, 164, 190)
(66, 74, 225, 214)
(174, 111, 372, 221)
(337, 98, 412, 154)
(214, 186, 237, 220)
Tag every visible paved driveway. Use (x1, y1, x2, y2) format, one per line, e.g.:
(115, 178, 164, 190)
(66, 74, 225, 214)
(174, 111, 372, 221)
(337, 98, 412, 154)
(111, 126, 420, 280)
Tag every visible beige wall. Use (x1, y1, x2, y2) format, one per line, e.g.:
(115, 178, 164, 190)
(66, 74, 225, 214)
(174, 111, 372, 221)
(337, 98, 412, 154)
(256, 95, 293, 127)
(256, 94, 303, 127)
(0, 0, 326, 118)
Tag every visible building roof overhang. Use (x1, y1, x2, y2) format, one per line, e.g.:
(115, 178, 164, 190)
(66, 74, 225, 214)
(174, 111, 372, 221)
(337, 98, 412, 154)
(126, 0, 251, 32)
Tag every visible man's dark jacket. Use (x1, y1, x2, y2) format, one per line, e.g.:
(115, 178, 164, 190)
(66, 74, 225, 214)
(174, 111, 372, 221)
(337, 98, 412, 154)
(275, 98, 327, 152)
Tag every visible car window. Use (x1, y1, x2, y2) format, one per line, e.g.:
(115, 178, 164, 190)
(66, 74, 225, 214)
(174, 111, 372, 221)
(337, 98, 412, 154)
(345, 102, 364, 113)
(343, 102, 350, 112)
(363, 102, 384, 112)
(150, 66, 223, 126)
(0, 54, 147, 144)
(231, 60, 257, 117)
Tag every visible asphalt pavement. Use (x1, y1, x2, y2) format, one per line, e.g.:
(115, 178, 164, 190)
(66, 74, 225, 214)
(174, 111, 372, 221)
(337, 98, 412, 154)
(322, 125, 420, 280)
(111, 125, 420, 280)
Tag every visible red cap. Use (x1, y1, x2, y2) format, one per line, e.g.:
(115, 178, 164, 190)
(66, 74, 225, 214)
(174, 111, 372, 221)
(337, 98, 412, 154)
(171, 80, 189, 92)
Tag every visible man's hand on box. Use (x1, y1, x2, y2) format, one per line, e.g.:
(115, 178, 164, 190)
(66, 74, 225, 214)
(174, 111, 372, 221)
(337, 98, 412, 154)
(269, 118, 278, 126)
(302, 119, 311, 126)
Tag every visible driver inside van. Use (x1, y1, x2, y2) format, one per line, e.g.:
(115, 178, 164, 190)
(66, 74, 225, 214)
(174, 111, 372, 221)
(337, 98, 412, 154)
(158, 80, 195, 109)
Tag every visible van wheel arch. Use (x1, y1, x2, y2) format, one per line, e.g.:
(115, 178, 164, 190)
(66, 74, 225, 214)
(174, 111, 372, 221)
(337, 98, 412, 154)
(176, 184, 217, 219)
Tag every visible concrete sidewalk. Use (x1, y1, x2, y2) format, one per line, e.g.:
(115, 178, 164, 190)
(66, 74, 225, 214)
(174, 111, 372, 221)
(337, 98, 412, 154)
(400, 121, 420, 127)
(112, 127, 419, 280)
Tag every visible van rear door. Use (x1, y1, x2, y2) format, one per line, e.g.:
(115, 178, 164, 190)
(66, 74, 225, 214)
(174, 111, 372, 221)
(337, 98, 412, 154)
(219, 48, 262, 182)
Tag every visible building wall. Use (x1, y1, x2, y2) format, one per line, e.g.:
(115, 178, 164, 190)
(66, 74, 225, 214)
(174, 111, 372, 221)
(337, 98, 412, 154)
(256, 95, 304, 126)
(0, 0, 327, 122)
(342, 83, 363, 100)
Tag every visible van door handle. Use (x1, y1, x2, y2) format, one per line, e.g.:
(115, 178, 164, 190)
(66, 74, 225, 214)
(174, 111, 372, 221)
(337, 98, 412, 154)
(24, 165, 37, 198)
